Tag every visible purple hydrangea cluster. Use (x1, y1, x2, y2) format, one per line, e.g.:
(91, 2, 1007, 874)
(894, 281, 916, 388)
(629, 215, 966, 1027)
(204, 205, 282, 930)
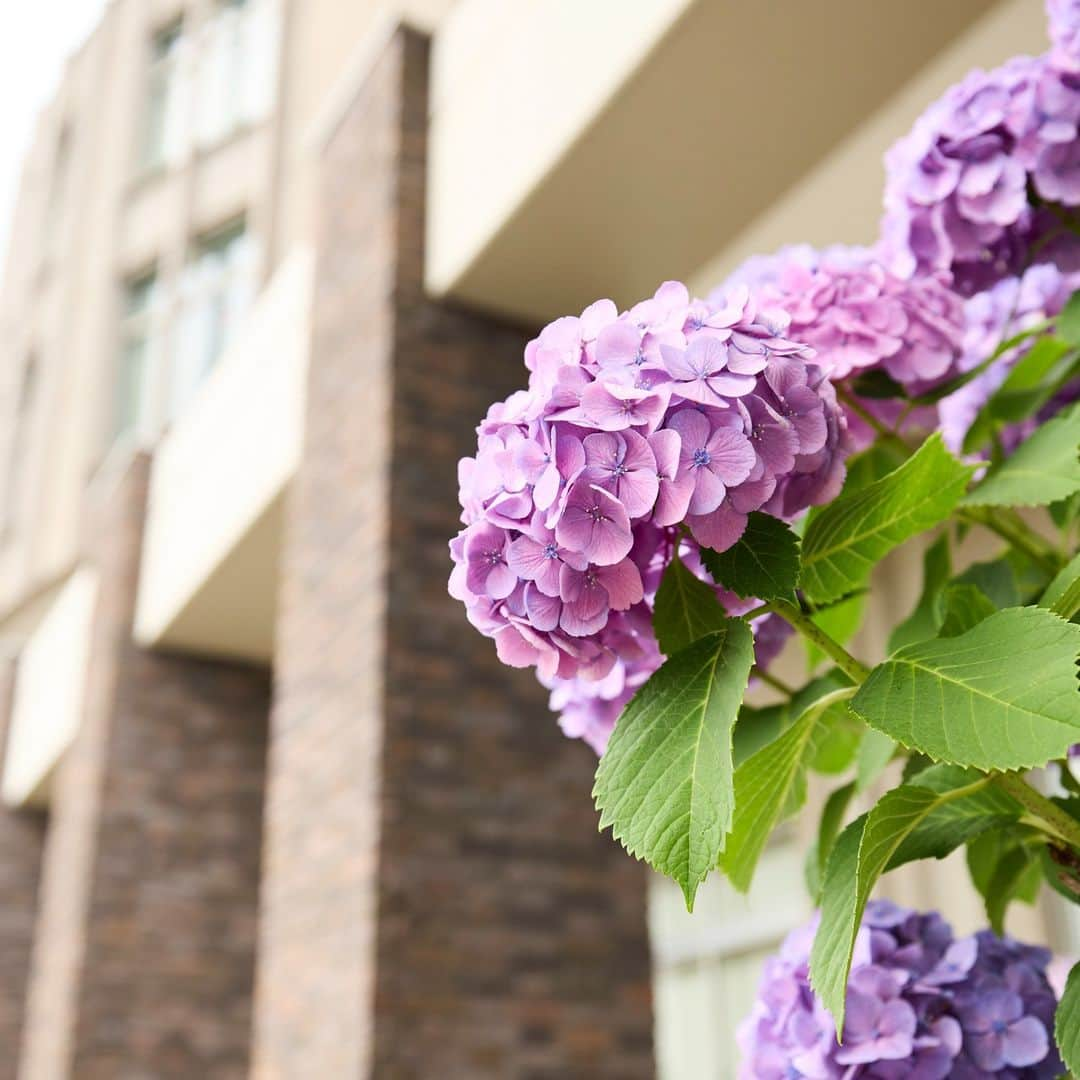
(724, 245, 966, 394)
(449, 281, 849, 752)
(738, 901, 1063, 1079)
(940, 261, 1080, 452)
(880, 12, 1080, 295)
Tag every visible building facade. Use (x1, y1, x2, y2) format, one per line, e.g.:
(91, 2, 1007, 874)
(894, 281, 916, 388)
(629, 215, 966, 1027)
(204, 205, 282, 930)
(0, 1, 1067, 1077)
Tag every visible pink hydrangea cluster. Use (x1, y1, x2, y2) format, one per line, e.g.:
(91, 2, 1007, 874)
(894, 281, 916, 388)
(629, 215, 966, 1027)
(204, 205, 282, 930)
(738, 901, 1063, 1079)
(880, 16, 1080, 295)
(725, 245, 966, 394)
(1049, 0, 1080, 71)
(449, 281, 849, 751)
(940, 261, 1080, 453)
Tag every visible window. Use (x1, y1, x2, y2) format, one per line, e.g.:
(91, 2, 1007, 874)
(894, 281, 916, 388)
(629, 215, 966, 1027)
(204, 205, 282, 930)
(171, 219, 255, 418)
(140, 20, 187, 170)
(195, 0, 279, 147)
(114, 271, 162, 443)
(44, 123, 72, 253)
(1, 354, 39, 542)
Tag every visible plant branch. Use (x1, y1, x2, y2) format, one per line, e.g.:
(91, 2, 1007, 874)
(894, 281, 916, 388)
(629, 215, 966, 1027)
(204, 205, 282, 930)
(768, 597, 872, 684)
(835, 387, 916, 456)
(752, 667, 795, 697)
(958, 506, 1061, 575)
(994, 771, 1080, 851)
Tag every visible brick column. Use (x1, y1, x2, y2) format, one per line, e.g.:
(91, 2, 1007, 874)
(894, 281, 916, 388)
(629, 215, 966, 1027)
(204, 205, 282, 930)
(0, 657, 44, 1080)
(252, 26, 654, 1080)
(19, 454, 269, 1080)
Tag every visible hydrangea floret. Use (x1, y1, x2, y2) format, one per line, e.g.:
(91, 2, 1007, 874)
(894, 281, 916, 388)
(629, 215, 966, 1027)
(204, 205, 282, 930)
(449, 281, 848, 751)
(739, 902, 1063, 1079)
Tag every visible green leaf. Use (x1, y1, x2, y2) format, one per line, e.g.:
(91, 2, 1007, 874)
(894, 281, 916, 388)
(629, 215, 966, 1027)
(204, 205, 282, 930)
(699, 512, 800, 602)
(962, 337, 1075, 454)
(935, 582, 996, 638)
(855, 729, 896, 794)
(888, 534, 951, 652)
(1042, 552, 1080, 620)
(850, 369, 905, 400)
(891, 763, 1020, 868)
(593, 622, 755, 910)
(721, 686, 856, 893)
(962, 403, 1080, 507)
(850, 607, 1080, 771)
(806, 782, 856, 902)
(1058, 288, 1080, 345)
(955, 557, 1020, 609)
(912, 319, 1051, 405)
(810, 774, 1003, 1029)
(1055, 960, 1080, 1077)
(801, 435, 973, 605)
(733, 703, 788, 767)
(1050, 491, 1080, 529)
(653, 554, 729, 656)
(984, 843, 1041, 935)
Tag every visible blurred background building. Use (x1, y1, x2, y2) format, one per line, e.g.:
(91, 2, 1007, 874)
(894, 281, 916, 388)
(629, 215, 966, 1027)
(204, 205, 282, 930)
(0, 1, 1069, 1077)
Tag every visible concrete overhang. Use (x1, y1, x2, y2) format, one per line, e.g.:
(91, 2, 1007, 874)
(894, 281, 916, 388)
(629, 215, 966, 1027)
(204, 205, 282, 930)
(2, 568, 98, 809)
(426, 0, 1003, 324)
(133, 250, 313, 663)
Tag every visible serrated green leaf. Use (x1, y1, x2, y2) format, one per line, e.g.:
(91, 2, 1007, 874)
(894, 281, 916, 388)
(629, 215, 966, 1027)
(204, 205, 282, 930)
(962, 403, 1080, 507)
(850, 607, 1080, 771)
(721, 686, 856, 893)
(810, 774, 1002, 1029)
(913, 319, 1051, 405)
(985, 843, 1040, 935)
(955, 557, 1021, 609)
(733, 702, 788, 767)
(1058, 288, 1080, 345)
(1042, 552, 1080, 620)
(1055, 960, 1080, 1077)
(888, 534, 951, 652)
(890, 763, 1020, 868)
(806, 781, 856, 902)
(801, 435, 973, 605)
(936, 582, 996, 638)
(699, 512, 801, 602)
(653, 554, 729, 656)
(593, 622, 754, 910)
(855, 729, 896, 794)
(962, 337, 1076, 454)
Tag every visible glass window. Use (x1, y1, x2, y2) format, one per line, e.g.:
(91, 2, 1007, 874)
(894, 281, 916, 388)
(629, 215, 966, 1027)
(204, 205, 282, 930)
(114, 271, 162, 443)
(140, 20, 187, 170)
(171, 219, 255, 418)
(196, 0, 279, 147)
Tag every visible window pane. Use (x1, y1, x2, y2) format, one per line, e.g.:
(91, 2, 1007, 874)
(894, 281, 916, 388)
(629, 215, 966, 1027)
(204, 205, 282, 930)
(114, 273, 160, 443)
(141, 21, 186, 169)
(170, 221, 255, 420)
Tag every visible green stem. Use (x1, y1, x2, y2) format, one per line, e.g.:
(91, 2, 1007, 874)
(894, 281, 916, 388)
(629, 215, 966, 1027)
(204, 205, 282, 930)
(958, 506, 1061, 576)
(768, 597, 872, 684)
(835, 387, 916, 456)
(994, 771, 1080, 850)
(753, 667, 795, 697)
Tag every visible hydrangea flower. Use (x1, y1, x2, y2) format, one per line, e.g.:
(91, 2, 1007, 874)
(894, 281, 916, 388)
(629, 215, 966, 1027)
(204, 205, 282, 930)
(939, 261, 1080, 452)
(880, 7, 1080, 295)
(738, 901, 1063, 1079)
(449, 281, 849, 750)
(724, 245, 966, 395)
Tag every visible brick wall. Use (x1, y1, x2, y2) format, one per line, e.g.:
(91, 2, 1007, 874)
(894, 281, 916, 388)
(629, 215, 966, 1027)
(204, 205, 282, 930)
(19, 454, 270, 1080)
(252, 27, 654, 1079)
(0, 658, 44, 1080)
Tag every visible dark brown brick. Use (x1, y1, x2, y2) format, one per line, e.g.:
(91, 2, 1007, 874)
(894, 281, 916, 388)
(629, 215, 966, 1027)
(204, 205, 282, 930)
(19, 455, 269, 1080)
(252, 27, 654, 1080)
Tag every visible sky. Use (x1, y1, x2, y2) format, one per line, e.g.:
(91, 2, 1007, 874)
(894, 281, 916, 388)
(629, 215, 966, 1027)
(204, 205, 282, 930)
(0, 1, 108, 265)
